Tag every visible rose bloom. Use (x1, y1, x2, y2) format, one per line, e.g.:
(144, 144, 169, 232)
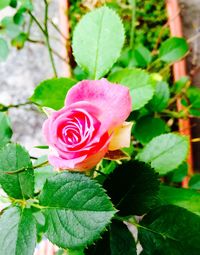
(43, 79, 132, 171)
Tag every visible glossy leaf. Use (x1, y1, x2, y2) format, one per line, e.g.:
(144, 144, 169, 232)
(137, 133, 189, 175)
(159, 37, 189, 63)
(186, 86, 200, 117)
(0, 38, 9, 61)
(138, 205, 200, 255)
(133, 116, 167, 144)
(0, 112, 12, 148)
(72, 6, 125, 79)
(0, 207, 37, 255)
(167, 162, 188, 183)
(157, 185, 200, 215)
(30, 78, 76, 110)
(0, 143, 34, 198)
(189, 174, 200, 190)
(39, 172, 116, 249)
(131, 44, 152, 68)
(104, 160, 160, 216)
(109, 68, 154, 110)
(148, 81, 170, 112)
(110, 220, 137, 255)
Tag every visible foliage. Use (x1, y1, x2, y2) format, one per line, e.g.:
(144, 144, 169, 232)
(0, 1, 200, 255)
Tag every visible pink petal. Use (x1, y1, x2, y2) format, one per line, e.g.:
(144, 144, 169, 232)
(65, 79, 132, 131)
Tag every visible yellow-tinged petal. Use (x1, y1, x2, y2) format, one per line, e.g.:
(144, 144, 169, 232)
(108, 122, 133, 151)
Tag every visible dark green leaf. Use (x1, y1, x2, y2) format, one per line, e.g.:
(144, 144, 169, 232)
(39, 172, 116, 249)
(172, 76, 189, 94)
(85, 220, 136, 255)
(72, 6, 125, 79)
(138, 205, 200, 255)
(109, 68, 154, 111)
(9, 0, 18, 8)
(137, 133, 189, 175)
(0, 38, 9, 61)
(147, 81, 170, 112)
(104, 160, 160, 216)
(189, 174, 200, 190)
(133, 116, 167, 145)
(30, 78, 76, 110)
(157, 185, 200, 215)
(0, 143, 34, 198)
(0, 207, 37, 255)
(166, 162, 188, 183)
(0, 112, 12, 148)
(110, 220, 137, 255)
(159, 37, 189, 63)
(0, 0, 10, 10)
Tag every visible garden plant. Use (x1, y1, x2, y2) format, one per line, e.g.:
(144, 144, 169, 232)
(1, 1, 200, 255)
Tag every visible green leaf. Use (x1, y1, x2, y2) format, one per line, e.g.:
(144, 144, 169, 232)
(131, 44, 152, 68)
(137, 133, 189, 175)
(85, 220, 136, 255)
(157, 185, 200, 215)
(159, 37, 189, 63)
(34, 156, 55, 193)
(138, 205, 200, 255)
(67, 249, 85, 255)
(1, 16, 21, 38)
(39, 172, 116, 249)
(0, 207, 37, 255)
(108, 68, 154, 111)
(0, 0, 10, 10)
(0, 112, 12, 148)
(0, 38, 9, 61)
(104, 160, 160, 216)
(11, 32, 27, 49)
(30, 78, 76, 110)
(186, 86, 200, 117)
(133, 116, 167, 145)
(147, 81, 170, 112)
(110, 220, 137, 255)
(171, 76, 189, 94)
(189, 174, 200, 190)
(9, 0, 18, 8)
(0, 143, 34, 198)
(72, 6, 125, 79)
(166, 162, 188, 183)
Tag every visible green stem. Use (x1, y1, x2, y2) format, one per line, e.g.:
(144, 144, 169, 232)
(5, 160, 49, 175)
(130, 0, 136, 49)
(0, 101, 33, 111)
(44, 0, 58, 77)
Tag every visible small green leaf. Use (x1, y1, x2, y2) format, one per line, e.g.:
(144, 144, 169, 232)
(72, 6, 125, 79)
(147, 81, 170, 112)
(34, 156, 55, 193)
(9, 0, 18, 8)
(110, 220, 137, 255)
(189, 174, 200, 190)
(131, 44, 152, 68)
(137, 133, 189, 175)
(0, 112, 12, 148)
(104, 160, 160, 216)
(138, 205, 200, 255)
(133, 116, 167, 145)
(11, 32, 27, 49)
(159, 37, 189, 63)
(157, 185, 200, 215)
(172, 76, 189, 94)
(0, 38, 9, 61)
(167, 162, 188, 183)
(30, 78, 76, 110)
(109, 68, 154, 111)
(0, 143, 34, 198)
(0, 207, 37, 255)
(0, 0, 10, 10)
(39, 172, 116, 249)
(186, 86, 200, 117)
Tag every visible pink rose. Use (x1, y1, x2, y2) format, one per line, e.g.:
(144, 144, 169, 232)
(43, 78, 132, 171)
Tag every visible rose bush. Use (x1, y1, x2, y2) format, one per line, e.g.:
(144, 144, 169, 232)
(43, 78, 132, 171)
